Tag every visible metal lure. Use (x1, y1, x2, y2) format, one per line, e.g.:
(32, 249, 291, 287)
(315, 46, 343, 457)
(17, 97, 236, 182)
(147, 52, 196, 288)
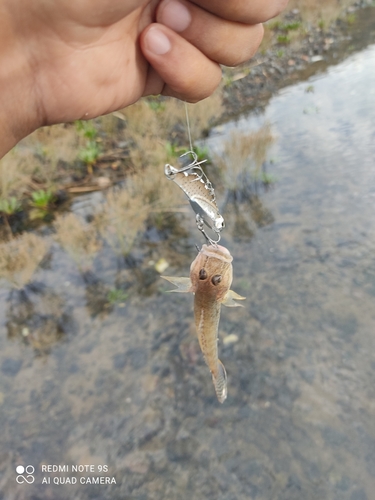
(165, 152, 225, 244)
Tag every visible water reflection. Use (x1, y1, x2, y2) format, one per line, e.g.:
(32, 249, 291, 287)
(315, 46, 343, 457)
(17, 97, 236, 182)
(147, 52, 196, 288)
(223, 196, 275, 242)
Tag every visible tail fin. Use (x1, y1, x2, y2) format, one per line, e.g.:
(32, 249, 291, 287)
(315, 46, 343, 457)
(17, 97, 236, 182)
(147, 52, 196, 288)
(212, 359, 227, 403)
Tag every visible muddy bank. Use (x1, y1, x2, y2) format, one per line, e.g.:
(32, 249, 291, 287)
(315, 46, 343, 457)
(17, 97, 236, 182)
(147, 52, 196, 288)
(223, 2, 375, 118)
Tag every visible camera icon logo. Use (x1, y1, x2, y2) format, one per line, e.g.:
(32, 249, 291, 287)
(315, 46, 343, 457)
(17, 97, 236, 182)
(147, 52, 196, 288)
(16, 465, 35, 484)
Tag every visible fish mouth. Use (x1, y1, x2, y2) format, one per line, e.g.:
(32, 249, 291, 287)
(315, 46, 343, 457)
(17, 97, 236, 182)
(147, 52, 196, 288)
(200, 244, 233, 263)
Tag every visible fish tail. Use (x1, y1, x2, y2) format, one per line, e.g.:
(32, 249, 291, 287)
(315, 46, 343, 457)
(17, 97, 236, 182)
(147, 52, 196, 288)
(212, 359, 227, 403)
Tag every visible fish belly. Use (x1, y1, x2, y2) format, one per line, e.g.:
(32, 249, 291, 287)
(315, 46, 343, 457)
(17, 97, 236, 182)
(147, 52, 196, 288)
(194, 295, 228, 403)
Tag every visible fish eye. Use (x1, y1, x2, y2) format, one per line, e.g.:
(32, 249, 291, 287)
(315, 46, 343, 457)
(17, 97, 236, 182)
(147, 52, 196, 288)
(199, 269, 208, 280)
(211, 275, 222, 286)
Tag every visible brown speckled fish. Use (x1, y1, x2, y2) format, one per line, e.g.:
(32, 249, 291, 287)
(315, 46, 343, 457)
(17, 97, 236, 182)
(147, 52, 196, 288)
(162, 244, 245, 403)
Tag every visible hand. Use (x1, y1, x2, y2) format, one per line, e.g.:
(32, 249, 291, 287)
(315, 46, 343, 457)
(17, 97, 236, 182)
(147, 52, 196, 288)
(0, 0, 288, 157)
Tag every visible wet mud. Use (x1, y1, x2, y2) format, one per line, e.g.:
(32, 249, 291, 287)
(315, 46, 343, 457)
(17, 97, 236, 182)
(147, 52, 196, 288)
(224, 4, 375, 119)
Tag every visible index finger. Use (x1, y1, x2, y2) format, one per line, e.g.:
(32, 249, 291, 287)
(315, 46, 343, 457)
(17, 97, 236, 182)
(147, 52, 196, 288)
(189, 0, 289, 24)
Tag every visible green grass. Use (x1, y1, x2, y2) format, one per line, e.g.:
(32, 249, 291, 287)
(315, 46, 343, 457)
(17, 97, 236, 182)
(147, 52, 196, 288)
(346, 13, 356, 25)
(78, 142, 100, 165)
(107, 288, 129, 304)
(181, 145, 211, 163)
(0, 197, 22, 215)
(29, 189, 56, 220)
(165, 141, 183, 162)
(75, 120, 98, 140)
(281, 21, 301, 31)
(268, 20, 281, 30)
(75, 120, 101, 169)
(260, 172, 277, 185)
(277, 34, 291, 44)
(31, 189, 55, 210)
(147, 97, 166, 112)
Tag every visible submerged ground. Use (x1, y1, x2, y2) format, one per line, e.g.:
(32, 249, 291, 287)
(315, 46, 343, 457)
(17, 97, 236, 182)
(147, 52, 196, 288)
(0, 5, 375, 500)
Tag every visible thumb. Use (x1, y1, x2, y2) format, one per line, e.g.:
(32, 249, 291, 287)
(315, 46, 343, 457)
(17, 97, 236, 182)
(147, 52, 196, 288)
(140, 24, 222, 102)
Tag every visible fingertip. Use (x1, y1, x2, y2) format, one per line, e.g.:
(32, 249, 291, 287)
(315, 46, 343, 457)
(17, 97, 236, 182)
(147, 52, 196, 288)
(251, 23, 265, 58)
(142, 25, 172, 55)
(140, 24, 222, 102)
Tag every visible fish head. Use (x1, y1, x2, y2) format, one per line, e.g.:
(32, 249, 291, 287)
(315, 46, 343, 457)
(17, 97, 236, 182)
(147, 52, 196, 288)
(190, 244, 233, 301)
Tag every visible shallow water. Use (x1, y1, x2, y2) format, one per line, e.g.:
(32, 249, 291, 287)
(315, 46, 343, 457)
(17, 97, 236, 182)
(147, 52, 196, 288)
(1, 40, 375, 500)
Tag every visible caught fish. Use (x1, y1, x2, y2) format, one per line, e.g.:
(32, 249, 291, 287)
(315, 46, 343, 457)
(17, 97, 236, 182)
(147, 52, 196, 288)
(162, 244, 245, 403)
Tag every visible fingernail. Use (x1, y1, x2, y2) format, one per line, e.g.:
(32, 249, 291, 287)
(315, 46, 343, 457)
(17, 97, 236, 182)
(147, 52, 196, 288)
(159, 0, 192, 32)
(145, 27, 172, 55)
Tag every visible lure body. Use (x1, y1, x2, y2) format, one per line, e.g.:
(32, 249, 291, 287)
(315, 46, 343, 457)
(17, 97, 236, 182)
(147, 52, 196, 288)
(162, 244, 245, 403)
(165, 163, 225, 235)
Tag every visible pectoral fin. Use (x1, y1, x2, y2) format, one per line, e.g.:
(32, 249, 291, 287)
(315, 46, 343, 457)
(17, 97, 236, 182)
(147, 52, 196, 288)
(222, 289, 246, 307)
(161, 276, 192, 293)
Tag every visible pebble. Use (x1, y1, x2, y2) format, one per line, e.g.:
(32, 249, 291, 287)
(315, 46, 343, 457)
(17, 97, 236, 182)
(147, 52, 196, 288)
(223, 334, 239, 345)
(154, 258, 169, 274)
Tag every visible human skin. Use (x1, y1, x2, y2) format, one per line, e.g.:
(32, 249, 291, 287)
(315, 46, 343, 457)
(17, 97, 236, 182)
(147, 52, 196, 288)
(0, 0, 288, 158)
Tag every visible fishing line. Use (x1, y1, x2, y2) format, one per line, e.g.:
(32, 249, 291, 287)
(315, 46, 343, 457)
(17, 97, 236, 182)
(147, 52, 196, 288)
(184, 101, 194, 154)
(164, 101, 225, 246)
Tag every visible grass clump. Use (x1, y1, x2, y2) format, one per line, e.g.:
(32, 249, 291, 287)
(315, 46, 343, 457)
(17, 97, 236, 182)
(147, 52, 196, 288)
(94, 164, 183, 257)
(215, 123, 275, 194)
(29, 189, 56, 220)
(0, 197, 22, 216)
(94, 181, 149, 257)
(0, 233, 49, 288)
(54, 213, 101, 269)
(31, 189, 55, 210)
(277, 34, 291, 44)
(107, 288, 128, 304)
(75, 120, 101, 172)
(290, 0, 356, 26)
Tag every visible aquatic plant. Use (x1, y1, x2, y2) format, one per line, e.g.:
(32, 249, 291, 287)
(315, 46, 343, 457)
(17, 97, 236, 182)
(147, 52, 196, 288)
(281, 21, 301, 31)
(0, 149, 33, 202)
(164, 141, 182, 164)
(256, 171, 277, 186)
(94, 182, 149, 257)
(75, 120, 98, 140)
(215, 123, 275, 195)
(107, 288, 128, 304)
(277, 34, 291, 44)
(0, 232, 49, 289)
(146, 96, 166, 112)
(78, 142, 101, 167)
(0, 125, 77, 223)
(94, 165, 182, 257)
(75, 120, 101, 173)
(346, 12, 357, 25)
(0, 197, 22, 216)
(28, 189, 57, 220)
(31, 189, 55, 210)
(54, 213, 101, 270)
(0, 196, 23, 235)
